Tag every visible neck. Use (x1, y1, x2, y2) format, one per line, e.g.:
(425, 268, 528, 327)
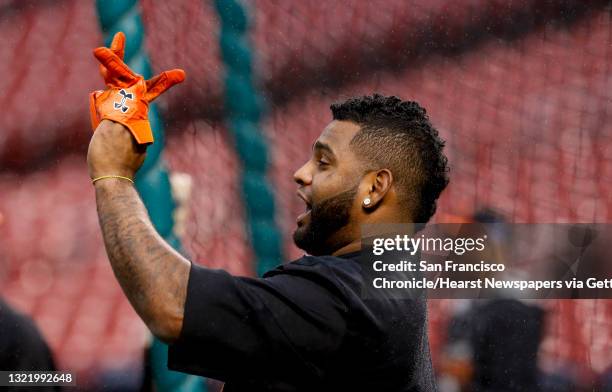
(332, 239, 361, 256)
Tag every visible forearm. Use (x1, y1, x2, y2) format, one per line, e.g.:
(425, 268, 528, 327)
(94, 178, 190, 342)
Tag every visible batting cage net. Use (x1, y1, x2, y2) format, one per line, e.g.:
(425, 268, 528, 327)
(0, 0, 610, 388)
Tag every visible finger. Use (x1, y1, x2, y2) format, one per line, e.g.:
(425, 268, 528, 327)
(99, 32, 126, 81)
(144, 69, 186, 102)
(93, 47, 139, 84)
(109, 31, 126, 60)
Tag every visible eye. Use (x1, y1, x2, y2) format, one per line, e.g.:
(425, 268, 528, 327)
(317, 159, 329, 167)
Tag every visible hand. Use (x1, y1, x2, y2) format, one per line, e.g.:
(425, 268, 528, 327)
(89, 32, 186, 144)
(87, 120, 147, 181)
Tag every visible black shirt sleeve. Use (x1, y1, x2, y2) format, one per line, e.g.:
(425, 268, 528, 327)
(168, 259, 349, 382)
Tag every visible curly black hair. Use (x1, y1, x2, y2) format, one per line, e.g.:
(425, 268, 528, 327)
(330, 93, 449, 225)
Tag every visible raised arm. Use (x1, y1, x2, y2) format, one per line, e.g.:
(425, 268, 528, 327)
(88, 120, 189, 342)
(87, 33, 187, 341)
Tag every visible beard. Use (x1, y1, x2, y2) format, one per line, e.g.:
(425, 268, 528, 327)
(293, 184, 359, 256)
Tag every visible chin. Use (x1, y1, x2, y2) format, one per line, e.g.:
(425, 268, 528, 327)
(293, 225, 316, 255)
(293, 228, 333, 257)
(292, 226, 307, 249)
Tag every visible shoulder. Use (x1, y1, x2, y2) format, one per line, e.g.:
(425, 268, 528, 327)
(262, 255, 363, 302)
(265, 255, 361, 283)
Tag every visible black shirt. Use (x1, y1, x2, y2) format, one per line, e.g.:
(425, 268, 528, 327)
(0, 298, 58, 392)
(168, 252, 437, 391)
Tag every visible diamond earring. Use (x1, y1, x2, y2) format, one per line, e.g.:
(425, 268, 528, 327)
(363, 198, 371, 206)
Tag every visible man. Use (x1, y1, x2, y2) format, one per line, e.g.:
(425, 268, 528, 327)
(88, 34, 448, 391)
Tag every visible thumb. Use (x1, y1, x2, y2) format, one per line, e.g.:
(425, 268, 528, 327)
(144, 69, 186, 102)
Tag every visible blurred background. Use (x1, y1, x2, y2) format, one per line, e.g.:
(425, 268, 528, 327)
(0, 0, 610, 390)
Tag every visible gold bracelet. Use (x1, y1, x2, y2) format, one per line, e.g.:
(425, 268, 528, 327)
(92, 175, 134, 185)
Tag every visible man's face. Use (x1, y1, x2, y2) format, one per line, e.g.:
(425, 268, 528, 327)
(293, 120, 364, 255)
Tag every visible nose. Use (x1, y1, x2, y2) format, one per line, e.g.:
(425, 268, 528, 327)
(293, 161, 312, 186)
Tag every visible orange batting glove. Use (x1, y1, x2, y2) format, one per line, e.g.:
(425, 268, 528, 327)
(89, 33, 185, 144)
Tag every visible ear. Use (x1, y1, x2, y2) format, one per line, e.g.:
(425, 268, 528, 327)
(361, 169, 393, 210)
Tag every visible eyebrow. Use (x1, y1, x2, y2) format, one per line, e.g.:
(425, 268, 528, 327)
(312, 140, 336, 157)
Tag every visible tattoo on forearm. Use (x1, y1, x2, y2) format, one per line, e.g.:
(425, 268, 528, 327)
(95, 180, 190, 341)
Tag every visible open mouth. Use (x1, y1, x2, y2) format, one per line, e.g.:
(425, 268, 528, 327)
(296, 191, 312, 224)
(296, 204, 312, 224)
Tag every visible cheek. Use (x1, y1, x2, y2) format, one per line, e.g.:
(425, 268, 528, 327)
(310, 170, 337, 202)
(311, 169, 359, 204)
